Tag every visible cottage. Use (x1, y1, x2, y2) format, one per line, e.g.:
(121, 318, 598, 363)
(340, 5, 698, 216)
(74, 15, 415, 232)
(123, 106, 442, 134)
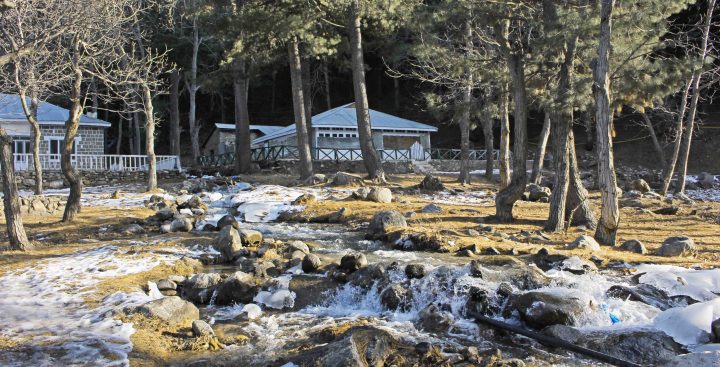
(0, 93, 109, 159)
(251, 103, 438, 160)
(201, 123, 283, 156)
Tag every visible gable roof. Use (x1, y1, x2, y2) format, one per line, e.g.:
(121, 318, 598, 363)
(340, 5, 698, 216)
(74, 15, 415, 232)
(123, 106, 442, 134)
(0, 93, 111, 127)
(215, 123, 284, 136)
(252, 103, 437, 145)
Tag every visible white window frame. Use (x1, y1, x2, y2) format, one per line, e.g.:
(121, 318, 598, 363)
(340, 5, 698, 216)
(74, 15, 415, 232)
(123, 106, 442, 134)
(45, 136, 80, 161)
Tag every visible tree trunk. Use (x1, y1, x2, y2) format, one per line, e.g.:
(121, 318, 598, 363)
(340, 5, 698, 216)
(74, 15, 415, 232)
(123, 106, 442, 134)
(17, 88, 43, 195)
(287, 36, 313, 180)
(458, 79, 472, 185)
(349, 0, 384, 181)
(233, 60, 252, 174)
(566, 131, 596, 228)
(0, 128, 33, 250)
(142, 84, 157, 192)
(323, 61, 331, 110)
(498, 84, 511, 188)
(674, 0, 714, 194)
(62, 55, 84, 223)
(640, 112, 665, 167)
(169, 70, 181, 157)
(482, 116, 494, 181)
(660, 77, 692, 195)
(301, 57, 314, 152)
(593, 0, 620, 246)
(495, 51, 528, 221)
(187, 18, 201, 161)
(116, 115, 124, 155)
(132, 110, 142, 155)
(531, 111, 551, 185)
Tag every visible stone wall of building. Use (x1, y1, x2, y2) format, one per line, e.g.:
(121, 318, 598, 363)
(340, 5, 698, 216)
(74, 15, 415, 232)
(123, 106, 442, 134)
(39, 125, 105, 155)
(15, 170, 184, 190)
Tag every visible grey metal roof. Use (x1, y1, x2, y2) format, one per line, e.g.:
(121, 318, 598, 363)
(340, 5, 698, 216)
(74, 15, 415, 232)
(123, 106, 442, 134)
(0, 93, 111, 127)
(215, 123, 284, 135)
(252, 103, 437, 145)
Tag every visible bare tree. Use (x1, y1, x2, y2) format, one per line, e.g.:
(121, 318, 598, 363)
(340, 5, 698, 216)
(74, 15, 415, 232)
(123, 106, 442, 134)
(287, 36, 314, 180)
(530, 111, 551, 184)
(0, 127, 32, 250)
(593, 0, 620, 245)
(185, 15, 202, 161)
(498, 83, 511, 188)
(660, 77, 692, 195)
(169, 69, 181, 156)
(233, 59, 252, 174)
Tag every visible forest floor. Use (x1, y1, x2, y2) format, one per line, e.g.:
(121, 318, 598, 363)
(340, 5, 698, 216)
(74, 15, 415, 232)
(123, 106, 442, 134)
(0, 172, 718, 366)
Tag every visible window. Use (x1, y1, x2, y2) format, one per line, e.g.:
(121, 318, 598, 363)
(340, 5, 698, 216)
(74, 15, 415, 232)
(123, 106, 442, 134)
(12, 139, 31, 155)
(47, 138, 76, 161)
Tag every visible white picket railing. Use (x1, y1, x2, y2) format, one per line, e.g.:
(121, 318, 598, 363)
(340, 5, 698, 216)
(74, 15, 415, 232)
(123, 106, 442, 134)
(11, 154, 182, 172)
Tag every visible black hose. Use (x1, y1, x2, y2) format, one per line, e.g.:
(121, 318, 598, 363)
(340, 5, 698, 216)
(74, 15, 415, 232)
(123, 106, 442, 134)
(468, 311, 643, 367)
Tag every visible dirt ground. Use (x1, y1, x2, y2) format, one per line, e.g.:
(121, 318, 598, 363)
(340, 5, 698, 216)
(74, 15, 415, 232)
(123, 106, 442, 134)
(0, 173, 719, 366)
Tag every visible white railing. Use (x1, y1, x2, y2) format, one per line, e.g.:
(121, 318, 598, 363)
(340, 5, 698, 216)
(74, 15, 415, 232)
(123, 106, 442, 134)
(11, 154, 182, 172)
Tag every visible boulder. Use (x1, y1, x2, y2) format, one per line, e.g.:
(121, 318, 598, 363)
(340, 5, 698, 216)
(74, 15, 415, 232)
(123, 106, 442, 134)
(332, 172, 364, 186)
(417, 304, 454, 332)
(419, 174, 445, 191)
(468, 260, 484, 278)
(214, 226, 243, 261)
(162, 217, 194, 233)
(421, 204, 443, 213)
(405, 264, 426, 279)
(239, 229, 263, 247)
(380, 283, 413, 311)
(340, 253, 367, 272)
(527, 184, 552, 202)
(157, 279, 177, 291)
(318, 327, 399, 367)
(366, 210, 407, 240)
(619, 239, 647, 254)
(367, 187, 393, 203)
(180, 195, 208, 211)
(182, 273, 223, 304)
(302, 254, 322, 273)
(465, 287, 491, 316)
(192, 319, 215, 337)
(136, 296, 199, 324)
(657, 236, 696, 257)
(653, 206, 680, 215)
(623, 190, 643, 199)
(567, 235, 601, 252)
(216, 214, 239, 230)
(46, 180, 64, 189)
(514, 290, 588, 328)
(662, 351, 720, 367)
(606, 284, 674, 311)
(629, 179, 652, 193)
(697, 172, 716, 189)
(352, 187, 371, 200)
(347, 264, 388, 289)
(121, 223, 145, 235)
(214, 271, 257, 305)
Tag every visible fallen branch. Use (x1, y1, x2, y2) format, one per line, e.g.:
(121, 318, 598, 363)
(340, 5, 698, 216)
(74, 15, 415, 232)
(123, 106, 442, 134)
(468, 311, 642, 367)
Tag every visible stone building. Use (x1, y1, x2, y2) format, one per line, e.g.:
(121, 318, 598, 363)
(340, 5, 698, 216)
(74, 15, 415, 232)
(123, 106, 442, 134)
(0, 93, 110, 160)
(201, 123, 283, 156)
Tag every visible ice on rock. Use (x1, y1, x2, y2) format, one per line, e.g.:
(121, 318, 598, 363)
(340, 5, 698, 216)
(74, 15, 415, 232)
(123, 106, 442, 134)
(254, 290, 296, 310)
(654, 298, 720, 346)
(147, 281, 164, 300)
(243, 303, 263, 319)
(636, 265, 720, 301)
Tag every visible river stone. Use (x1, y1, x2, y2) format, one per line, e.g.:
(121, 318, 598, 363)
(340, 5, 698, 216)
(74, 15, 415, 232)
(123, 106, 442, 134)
(136, 296, 199, 325)
(192, 319, 215, 337)
(405, 264, 426, 279)
(153, 208, 175, 222)
(465, 287, 491, 316)
(366, 210, 408, 240)
(606, 284, 674, 310)
(216, 214, 239, 230)
(657, 236, 696, 257)
(619, 239, 647, 254)
(239, 229, 263, 247)
(340, 253, 367, 272)
(157, 279, 177, 291)
(352, 187, 371, 200)
(421, 203, 443, 213)
(288, 240, 310, 254)
(332, 172, 364, 186)
(214, 226, 243, 261)
(302, 253, 322, 273)
(514, 290, 587, 328)
(568, 235, 601, 252)
(214, 271, 257, 305)
(468, 260, 484, 278)
(183, 273, 223, 304)
(162, 217, 194, 233)
(180, 195, 207, 211)
(419, 174, 445, 191)
(380, 283, 413, 311)
(417, 304, 454, 333)
(367, 187, 392, 203)
(348, 264, 388, 289)
(629, 178, 652, 193)
(318, 327, 398, 367)
(663, 351, 720, 367)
